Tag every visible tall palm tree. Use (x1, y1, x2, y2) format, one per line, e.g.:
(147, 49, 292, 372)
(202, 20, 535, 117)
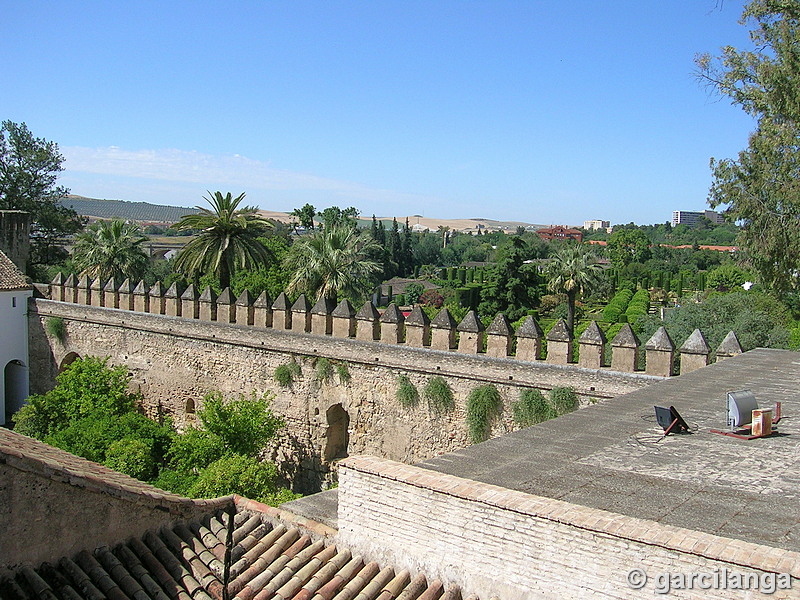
(284, 224, 381, 302)
(545, 244, 604, 335)
(173, 191, 273, 290)
(72, 219, 149, 281)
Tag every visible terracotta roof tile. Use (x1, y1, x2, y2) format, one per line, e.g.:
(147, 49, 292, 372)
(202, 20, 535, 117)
(0, 248, 30, 290)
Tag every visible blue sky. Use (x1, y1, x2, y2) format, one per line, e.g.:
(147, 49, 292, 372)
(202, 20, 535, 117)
(1, 1, 756, 226)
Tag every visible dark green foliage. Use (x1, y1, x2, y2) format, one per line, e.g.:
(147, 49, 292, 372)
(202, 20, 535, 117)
(512, 389, 556, 427)
(624, 289, 650, 325)
(315, 357, 334, 382)
(73, 219, 149, 281)
(187, 454, 299, 505)
(550, 387, 579, 415)
(274, 360, 301, 386)
(602, 289, 634, 323)
(196, 391, 284, 458)
(13, 357, 140, 438)
(478, 236, 542, 322)
(465, 385, 503, 444)
(405, 282, 424, 304)
(45, 317, 66, 343)
(423, 376, 454, 413)
(396, 375, 419, 408)
(104, 438, 157, 481)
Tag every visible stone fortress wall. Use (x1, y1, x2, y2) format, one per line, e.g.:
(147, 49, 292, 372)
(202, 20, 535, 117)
(31, 276, 743, 490)
(0, 210, 30, 272)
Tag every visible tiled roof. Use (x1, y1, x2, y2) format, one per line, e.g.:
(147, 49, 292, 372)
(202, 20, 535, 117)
(0, 249, 30, 291)
(1, 497, 474, 600)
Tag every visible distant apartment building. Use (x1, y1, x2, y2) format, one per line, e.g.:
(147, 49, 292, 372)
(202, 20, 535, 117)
(583, 219, 610, 231)
(537, 225, 583, 242)
(672, 210, 725, 227)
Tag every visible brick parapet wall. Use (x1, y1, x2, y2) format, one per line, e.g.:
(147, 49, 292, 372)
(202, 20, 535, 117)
(337, 456, 799, 599)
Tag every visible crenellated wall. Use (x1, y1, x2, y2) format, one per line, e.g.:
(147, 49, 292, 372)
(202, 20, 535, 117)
(30, 296, 659, 492)
(0, 210, 30, 272)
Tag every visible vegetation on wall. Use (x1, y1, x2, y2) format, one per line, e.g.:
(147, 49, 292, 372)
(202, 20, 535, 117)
(396, 374, 419, 408)
(314, 357, 334, 382)
(423, 376, 454, 413)
(511, 386, 578, 428)
(274, 359, 302, 387)
(335, 361, 351, 383)
(465, 384, 503, 443)
(44, 316, 66, 343)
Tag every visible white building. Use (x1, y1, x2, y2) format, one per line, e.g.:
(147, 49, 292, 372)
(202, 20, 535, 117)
(0, 250, 32, 426)
(583, 219, 611, 231)
(672, 210, 725, 226)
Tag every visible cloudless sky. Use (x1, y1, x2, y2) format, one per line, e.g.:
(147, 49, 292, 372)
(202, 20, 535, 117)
(1, 1, 757, 225)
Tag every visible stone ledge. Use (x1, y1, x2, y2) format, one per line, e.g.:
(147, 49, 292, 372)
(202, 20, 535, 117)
(340, 456, 799, 578)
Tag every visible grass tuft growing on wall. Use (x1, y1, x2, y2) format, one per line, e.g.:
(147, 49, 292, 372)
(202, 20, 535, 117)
(465, 385, 503, 443)
(512, 389, 555, 427)
(550, 386, 579, 415)
(274, 359, 301, 387)
(335, 361, 351, 383)
(45, 317, 66, 343)
(423, 376, 454, 413)
(314, 357, 334, 382)
(396, 374, 419, 408)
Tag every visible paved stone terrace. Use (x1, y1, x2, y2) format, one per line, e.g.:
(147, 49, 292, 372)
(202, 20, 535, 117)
(420, 348, 800, 553)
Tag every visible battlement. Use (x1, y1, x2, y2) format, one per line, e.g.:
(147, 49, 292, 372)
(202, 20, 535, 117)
(47, 276, 743, 377)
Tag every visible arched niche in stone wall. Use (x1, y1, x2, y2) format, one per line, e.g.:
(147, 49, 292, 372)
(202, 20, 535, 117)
(58, 352, 81, 373)
(4, 359, 29, 425)
(323, 404, 350, 463)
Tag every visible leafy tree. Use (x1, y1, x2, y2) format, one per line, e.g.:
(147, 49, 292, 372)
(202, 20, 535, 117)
(290, 203, 316, 231)
(187, 454, 298, 505)
(196, 391, 284, 458)
(707, 263, 752, 291)
(173, 191, 273, 290)
(0, 120, 84, 271)
(545, 244, 604, 334)
(104, 438, 158, 481)
(318, 206, 359, 230)
(284, 224, 381, 302)
(405, 282, 425, 305)
(697, 0, 800, 295)
(72, 218, 150, 281)
(13, 357, 140, 438)
(606, 228, 651, 268)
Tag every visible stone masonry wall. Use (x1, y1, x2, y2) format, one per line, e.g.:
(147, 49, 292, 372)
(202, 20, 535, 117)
(0, 210, 30, 272)
(338, 456, 799, 600)
(28, 299, 658, 491)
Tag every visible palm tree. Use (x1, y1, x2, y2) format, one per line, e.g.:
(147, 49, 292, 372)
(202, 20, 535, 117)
(284, 224, 381, 302)
(72, 219, 149, 281)
(173, 191, 273, 290)
(545, 244, 604, 335)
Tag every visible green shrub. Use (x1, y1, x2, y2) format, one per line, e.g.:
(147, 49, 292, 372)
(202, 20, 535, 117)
(465, 385, 503, 443)
(45, 317, 66, 342)
(14, 356, 141, 438)
(104, 438, 157, 481)
(396, 375, 419, 408)
(512, 389, 556, 427)
(196, 391, 284, 458)
(550, 387, 579, 414)
(315, 357, 334, 382)
(335, 362, 351, 383)
(274, 360, 301, 386)
(424, 376, 454, 413)
(168, 428, 227, 473)
(188, 454, 299, 506)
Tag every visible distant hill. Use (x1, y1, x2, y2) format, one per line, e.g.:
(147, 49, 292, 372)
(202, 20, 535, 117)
(60, 196, 199, 224)
(60, 195, 553, 232)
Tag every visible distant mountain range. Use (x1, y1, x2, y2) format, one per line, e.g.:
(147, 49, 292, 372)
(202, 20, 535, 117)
(60, 195, 551, 231)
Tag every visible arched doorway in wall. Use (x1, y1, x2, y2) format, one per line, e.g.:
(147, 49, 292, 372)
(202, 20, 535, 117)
(4, 360, 29, 426)
(58, 352, 81, 373)
(323, 404, 350, 463)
